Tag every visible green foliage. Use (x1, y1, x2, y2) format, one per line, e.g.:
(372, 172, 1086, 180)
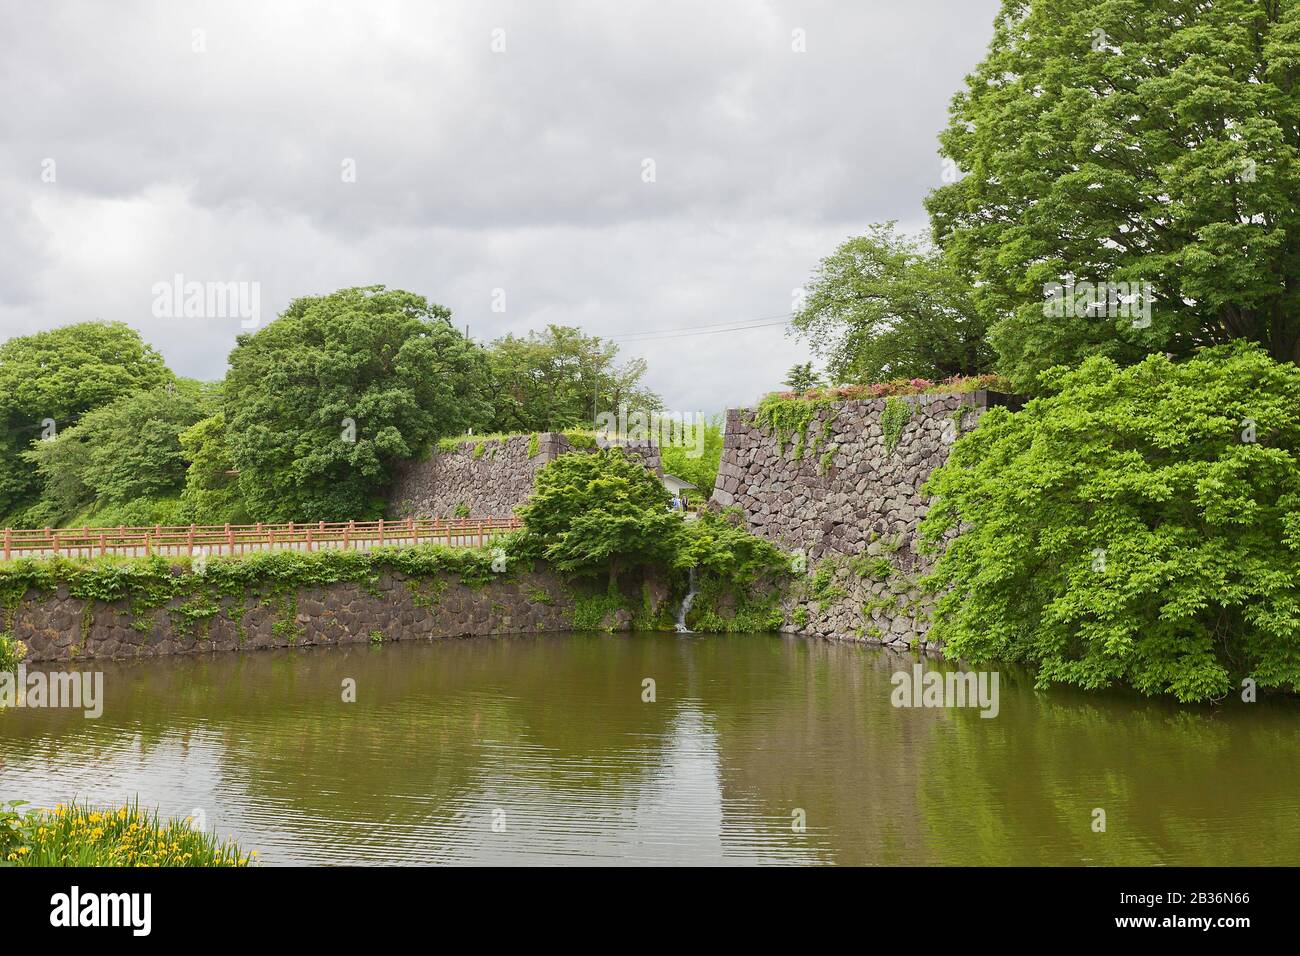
(753, 394, 837, 458)
(659, 416, 724, 493)
(783, 362, 824, 393)
(919, 344, 1300, 702)
(791, 223, 994, 384)
(0, 322, 172, 521)
(808, 561, 846, 611)
(485, 324, 661, 433)
(515, 448, 679, 585)
(572, 585, 628, 631)
(0, 800, 251, 867)
(685, 592, 785, 633)
(851, 554, 895, 581)
(528, 432, 540, 458)
(927, 0, 1300, 391)
(0, 544, 512, 638)
(673, 510, 789, 632)
(0, 635, 25, 672)
(223, 286, 492, 522)
(673, 510, 788, 584)
(881, 396, 913, 455)
(178, 412, 249, 524)
(24, 381, 210, 526)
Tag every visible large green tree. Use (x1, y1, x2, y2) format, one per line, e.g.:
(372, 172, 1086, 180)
(790, 223, 993, 383)
(0, 322, 171, 522)
(485, 325, 661, 432)
(920, 343, 1300, 702)
(223, 286, 492, 522)
(928, 0, 1300, 391)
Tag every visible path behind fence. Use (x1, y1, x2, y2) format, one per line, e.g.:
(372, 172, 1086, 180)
(0, 517, 522, 561)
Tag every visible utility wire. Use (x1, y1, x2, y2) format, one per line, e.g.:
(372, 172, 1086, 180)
(611, 314, 794, 342)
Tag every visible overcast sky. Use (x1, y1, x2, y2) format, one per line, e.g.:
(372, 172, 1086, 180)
(0, 0, 999, 416)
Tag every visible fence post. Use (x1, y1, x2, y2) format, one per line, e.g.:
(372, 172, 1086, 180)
(307, 527, 314, 552)
(48, 527, 57, 558)
(99, 532, 106, 557)
(3, 528, 9, 562)
(187, 524, 195, 557)
(345, 519, 354, 549)
(155, 524, 162, 557)
(227, 524, 234, 555)
(477, 521, 484, 548)
(378, 518, 384, 546)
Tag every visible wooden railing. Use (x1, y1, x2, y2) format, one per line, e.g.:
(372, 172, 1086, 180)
(0, 517, 523, 562)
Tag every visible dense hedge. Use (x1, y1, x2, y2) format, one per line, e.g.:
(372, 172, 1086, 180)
(920, 344, 1300, 702)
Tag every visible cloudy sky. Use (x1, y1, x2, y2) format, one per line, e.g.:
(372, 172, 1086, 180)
(0, 0, 999, 416)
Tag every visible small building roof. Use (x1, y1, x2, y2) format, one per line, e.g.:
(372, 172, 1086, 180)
(661, 473, 697, 491)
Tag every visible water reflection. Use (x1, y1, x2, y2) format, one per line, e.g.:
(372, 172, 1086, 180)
(1, 633, 1295, 865)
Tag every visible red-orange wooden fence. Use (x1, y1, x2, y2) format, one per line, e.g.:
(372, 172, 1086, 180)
(0, 517, 521, 562)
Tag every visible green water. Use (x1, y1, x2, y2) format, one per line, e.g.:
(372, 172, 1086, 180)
(1, 632, 1296, 865)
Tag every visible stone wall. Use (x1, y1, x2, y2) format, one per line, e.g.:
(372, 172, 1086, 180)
(12, 564, 665, 663)
(389, 433, 661, 519)
(711, 390, 1015, 650)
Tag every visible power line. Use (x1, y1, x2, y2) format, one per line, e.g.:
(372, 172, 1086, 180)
(611, 314, 794, 342)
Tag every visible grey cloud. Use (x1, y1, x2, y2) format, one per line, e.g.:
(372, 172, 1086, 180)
(0, 0, 999, 414)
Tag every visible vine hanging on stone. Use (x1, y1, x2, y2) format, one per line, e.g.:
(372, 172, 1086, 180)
(881, 396, 912, 455)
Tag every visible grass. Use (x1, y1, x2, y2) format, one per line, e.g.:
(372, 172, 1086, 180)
(0, 635, 25, 671)
(0, 800, 254, 867)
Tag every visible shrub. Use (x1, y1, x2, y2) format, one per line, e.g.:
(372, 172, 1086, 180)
(515, 448, 679, 588)
(920, 344, 1300, 702)
(674, 510, 788, 584)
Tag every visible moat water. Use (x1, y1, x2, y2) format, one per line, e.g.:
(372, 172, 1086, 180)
(1, 632, 1295, 865)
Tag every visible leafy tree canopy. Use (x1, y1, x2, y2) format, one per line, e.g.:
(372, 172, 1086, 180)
(659, 416, 724, 494)
(485, 324, 661, 433)
(24, 380, 210, 526)
(0, 322, 172, 521)
(920, 343, 1300, 702)
(178, 412, 249, 525)
(515, 448, 679, 587)
(223, 286, 493, 522)
(790, 223, 994, 384)
(928, 0, 1300, 391)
